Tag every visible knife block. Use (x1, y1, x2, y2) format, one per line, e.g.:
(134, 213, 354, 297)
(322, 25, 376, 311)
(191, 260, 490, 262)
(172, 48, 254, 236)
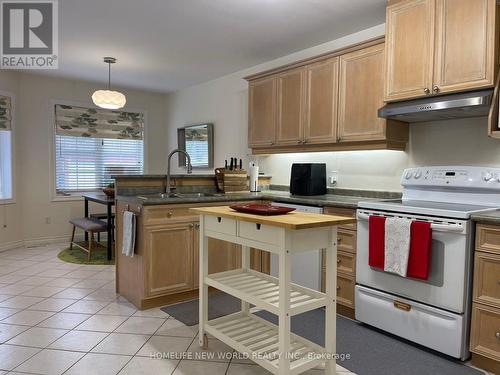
(215, 168, 249, 193)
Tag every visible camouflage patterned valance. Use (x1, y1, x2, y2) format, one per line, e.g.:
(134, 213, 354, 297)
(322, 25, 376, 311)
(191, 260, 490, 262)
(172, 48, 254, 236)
(0, 95, 12, 131)
(55, 104, 144, 140)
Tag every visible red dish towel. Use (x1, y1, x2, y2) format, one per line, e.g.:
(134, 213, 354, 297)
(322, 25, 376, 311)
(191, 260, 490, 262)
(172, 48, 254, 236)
(369, 215, 386, 270)
(407, 221, 432, 280)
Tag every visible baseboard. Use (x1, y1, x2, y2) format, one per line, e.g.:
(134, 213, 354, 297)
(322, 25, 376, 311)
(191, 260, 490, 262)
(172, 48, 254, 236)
(24, 234, 75, 248)
(0, 234, 89, 252)
(0, 240, 24, 252)
(471, 353, 500, 374)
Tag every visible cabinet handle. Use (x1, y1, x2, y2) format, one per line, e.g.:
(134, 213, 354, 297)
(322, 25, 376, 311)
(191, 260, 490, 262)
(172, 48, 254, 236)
(270, 142, 275, 146)
(297, 140, 302, 144)
(337, 237, 342, 243)
(433, 85, 440, 93)
(166, 211, 173, 218)
(337, 286, 340, 291)
(497, 280, 500, 285)
(496, 332, 500, 339)
(424, 88, 430, 94)
(217, 217, 222, 223)
(337, 259, 341, 264)
(256, 223, 261, 230)
(189, 223, 194, 228)
(194, 223, 200, 229)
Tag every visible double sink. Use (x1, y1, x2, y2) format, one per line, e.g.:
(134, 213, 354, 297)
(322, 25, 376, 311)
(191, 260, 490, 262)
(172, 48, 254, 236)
(137, 192, 225, 200)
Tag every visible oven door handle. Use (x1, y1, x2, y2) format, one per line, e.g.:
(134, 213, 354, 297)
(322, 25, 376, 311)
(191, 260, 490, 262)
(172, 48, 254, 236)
(356, 212, 465, 233)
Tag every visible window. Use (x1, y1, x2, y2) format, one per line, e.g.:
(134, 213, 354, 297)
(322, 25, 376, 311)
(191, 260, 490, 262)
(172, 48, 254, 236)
(177, 123, 214, 169)
(54, 104, 144, 194)
(0, 95, 13, 200)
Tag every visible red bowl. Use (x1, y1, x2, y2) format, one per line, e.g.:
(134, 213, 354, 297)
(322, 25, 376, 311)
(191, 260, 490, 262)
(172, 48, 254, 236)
(229, 204, 295, 216)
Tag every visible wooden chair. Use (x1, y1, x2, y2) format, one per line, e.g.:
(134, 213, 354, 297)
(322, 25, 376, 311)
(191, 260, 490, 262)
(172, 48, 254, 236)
(69, 218, 108, 261)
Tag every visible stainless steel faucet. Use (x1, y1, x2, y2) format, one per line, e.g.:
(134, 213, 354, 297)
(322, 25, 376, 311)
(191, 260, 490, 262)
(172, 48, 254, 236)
(165, 149, 193, 196)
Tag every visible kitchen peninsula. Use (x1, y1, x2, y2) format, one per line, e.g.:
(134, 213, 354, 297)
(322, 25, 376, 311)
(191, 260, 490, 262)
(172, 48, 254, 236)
(114, 174, 399, 314)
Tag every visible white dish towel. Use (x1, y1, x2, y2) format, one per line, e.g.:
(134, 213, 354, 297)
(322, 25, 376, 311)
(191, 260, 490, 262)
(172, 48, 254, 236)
(384, 217, 412, 277)
(122, 211, 136, 257)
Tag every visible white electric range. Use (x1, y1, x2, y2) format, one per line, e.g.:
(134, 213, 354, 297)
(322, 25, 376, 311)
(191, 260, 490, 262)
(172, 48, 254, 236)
(355, 166, 500, 360)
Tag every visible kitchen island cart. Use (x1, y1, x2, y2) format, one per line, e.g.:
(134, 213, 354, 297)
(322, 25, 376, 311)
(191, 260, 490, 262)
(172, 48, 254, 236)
(191, 206, 355, 375)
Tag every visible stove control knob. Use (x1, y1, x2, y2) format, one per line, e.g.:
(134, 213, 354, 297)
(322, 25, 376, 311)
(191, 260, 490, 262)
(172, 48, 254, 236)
(484, 172, 493, 181)
(405, 171, 413, 179)
(414, 170, 422, 179)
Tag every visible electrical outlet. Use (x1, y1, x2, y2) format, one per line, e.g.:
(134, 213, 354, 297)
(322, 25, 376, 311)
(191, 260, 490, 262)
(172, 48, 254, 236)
(329, 171, 338, 186)
(45, 217, 51, 224)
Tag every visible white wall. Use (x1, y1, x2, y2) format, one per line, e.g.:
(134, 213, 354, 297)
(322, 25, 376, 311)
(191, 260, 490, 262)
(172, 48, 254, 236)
(0, 71, 167, 249)
(165, 23, 500, 193)
(165, 24, 386, 173)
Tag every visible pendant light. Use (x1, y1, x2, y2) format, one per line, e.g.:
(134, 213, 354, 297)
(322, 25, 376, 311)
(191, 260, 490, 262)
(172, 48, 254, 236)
(92, 57, 126, 109)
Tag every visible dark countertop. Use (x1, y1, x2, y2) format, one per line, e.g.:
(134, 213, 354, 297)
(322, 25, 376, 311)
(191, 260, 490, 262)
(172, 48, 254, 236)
(471, 210, 500, 225)
(113, 174, 273, 179)
(117, 190, 378, 209)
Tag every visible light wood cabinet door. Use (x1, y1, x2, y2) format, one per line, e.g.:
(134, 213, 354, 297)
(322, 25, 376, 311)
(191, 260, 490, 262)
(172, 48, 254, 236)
(476, 224, 500, 255)
(338, 43, 386, 142)
(470, 303, 500, 361)
(337, 273, 355, 308)
(304, 57, 339, 144)
(384, 0, 435, 101)
(145, 223, 194, 297)
(248, 76, 277, 148)
(276, 67, 306, 145)
(473, 252, 500, 309)
(433, 0, 496, 94)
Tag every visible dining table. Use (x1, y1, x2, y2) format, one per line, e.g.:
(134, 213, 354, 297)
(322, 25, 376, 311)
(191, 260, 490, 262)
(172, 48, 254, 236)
(82, 192, 115, 260)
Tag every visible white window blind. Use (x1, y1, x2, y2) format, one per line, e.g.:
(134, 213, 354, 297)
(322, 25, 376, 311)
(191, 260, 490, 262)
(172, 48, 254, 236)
(185, 140, 209, 167)
(55, 135, 143, 193)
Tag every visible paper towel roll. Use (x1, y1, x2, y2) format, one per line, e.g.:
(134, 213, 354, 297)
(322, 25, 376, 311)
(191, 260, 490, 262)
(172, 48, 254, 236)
(249, 163, 259, 192)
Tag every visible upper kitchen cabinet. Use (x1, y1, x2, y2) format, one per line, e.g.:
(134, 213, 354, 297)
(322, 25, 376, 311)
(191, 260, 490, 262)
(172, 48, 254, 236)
(384, 0, 435, 101)
(245, 38, 409, 154)
(304, 57, 339, 145)
(433, 0, 497, 95)
(276, 67, 306, 146)
(338, 44, 385, 142)
(248, 76, 277, 147)
(385, 0, 498, 102)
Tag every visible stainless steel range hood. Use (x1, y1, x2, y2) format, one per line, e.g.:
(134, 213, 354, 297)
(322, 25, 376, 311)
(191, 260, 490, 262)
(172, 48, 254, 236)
(378, 89, 493, 123)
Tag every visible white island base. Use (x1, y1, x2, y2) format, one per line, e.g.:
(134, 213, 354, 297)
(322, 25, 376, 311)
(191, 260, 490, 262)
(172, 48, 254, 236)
(191, 206, 355, 375)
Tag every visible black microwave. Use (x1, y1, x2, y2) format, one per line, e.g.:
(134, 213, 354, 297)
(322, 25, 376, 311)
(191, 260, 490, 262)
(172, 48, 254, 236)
(290, 163, 327, 196)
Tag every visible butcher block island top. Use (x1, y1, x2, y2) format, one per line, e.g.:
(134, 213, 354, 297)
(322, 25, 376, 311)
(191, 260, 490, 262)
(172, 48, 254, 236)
(190, 205, 356, 230)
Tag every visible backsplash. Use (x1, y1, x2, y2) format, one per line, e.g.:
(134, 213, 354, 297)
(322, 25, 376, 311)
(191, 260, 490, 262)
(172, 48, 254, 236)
(258, 117, 500, 192)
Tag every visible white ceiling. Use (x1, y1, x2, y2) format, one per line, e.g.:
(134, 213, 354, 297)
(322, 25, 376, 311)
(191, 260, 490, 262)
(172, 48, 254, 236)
(41, 0, 386, 93)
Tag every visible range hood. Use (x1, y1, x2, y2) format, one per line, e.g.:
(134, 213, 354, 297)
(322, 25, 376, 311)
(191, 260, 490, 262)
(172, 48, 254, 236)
(378, 89, 493, 123)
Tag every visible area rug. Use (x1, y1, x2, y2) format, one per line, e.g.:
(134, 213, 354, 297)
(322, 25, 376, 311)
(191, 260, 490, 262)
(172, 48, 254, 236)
(57, 243, 114, 265)
(162, 293, 482, 375)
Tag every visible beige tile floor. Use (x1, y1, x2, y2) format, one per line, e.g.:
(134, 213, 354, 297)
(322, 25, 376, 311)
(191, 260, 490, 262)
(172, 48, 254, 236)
(0, 243, 355, 375)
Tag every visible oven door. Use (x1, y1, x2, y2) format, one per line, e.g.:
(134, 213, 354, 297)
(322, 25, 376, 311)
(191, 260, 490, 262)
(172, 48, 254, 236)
(356, 209, 472, 314)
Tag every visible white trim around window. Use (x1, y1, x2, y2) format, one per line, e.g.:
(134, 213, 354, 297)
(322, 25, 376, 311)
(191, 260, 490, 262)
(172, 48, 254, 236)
(49, 99, 148, 202)
(0, 90, 16, 205)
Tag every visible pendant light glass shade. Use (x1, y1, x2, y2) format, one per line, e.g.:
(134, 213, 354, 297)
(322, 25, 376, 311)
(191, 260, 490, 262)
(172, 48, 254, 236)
(92, 57, 126, 109)
(92, 90, 126, 109)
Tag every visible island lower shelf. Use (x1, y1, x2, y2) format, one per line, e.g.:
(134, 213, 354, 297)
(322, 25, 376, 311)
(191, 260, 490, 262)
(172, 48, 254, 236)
(205, 311, 325, 375)
(206, 268, 328, 316)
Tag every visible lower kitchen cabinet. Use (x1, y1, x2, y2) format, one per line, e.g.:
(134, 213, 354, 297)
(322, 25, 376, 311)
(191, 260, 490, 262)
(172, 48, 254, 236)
(116, 200, 269, 310)
(470, 224, 500, 374)
(145, 223, 195, 297)
(321, 206, 357, 319)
